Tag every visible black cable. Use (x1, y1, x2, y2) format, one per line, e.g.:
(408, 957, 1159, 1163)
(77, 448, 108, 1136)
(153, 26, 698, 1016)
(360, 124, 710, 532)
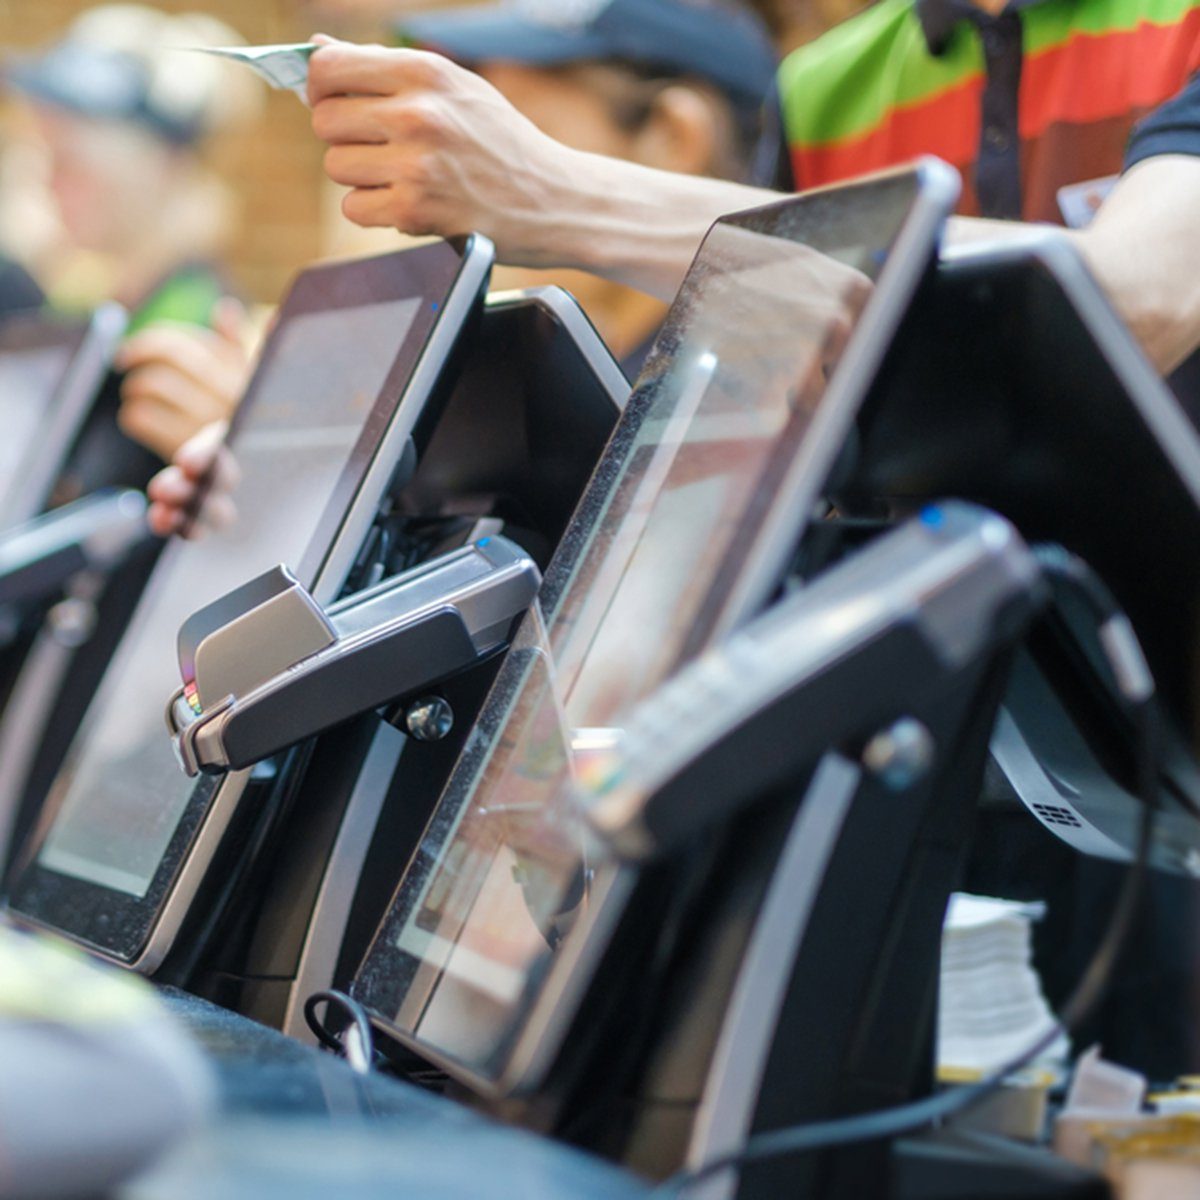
(303, 989, 377, 1075)
(654, 546, 1160, 1198)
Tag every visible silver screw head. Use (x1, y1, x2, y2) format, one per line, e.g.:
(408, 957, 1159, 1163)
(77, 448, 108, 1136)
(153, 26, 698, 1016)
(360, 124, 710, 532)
(48, 598, 98, 648)
(862, 718, 935, 791)
(405, 695, 455, 742)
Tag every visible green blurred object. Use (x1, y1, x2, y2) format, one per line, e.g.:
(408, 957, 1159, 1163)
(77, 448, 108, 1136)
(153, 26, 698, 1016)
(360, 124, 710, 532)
(124, 265, 226, 337)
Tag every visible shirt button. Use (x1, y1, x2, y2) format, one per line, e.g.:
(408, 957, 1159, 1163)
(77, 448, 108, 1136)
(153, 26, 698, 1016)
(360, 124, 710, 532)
(981, 27, 1005, 53)
(984, 125, 1010, 151)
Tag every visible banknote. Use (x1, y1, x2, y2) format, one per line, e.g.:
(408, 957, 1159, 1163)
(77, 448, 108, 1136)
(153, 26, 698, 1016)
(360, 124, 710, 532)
(193, 44, 318, 102)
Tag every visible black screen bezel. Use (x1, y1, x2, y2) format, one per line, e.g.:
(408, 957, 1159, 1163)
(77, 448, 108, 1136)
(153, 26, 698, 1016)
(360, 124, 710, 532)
(7, 239, 485, 963)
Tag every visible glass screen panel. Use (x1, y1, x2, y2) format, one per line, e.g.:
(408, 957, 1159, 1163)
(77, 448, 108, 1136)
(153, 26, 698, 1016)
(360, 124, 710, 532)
(38, 297, 420, 896)
(364, 174, 928, 1077)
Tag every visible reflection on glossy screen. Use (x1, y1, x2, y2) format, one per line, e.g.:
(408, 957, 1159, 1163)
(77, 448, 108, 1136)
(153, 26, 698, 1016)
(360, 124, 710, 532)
(0, 346, 73, 517)
(377, 181, 918, 1077)
(39, 298, 419, 896)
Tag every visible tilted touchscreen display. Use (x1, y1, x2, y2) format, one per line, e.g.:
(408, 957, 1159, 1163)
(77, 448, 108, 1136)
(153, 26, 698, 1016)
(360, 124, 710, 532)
(354, 168, 951, 1082)
(9, 241, 480, 955)
(0, 322, 85, 523)
(37, 299, 419, 896)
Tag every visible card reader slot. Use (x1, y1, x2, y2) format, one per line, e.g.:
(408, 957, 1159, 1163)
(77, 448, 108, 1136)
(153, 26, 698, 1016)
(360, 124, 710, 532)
(168, 536, 541, 777)
(328, 551, 500, 642)
(584, 504, 1047, 860)
(221, 607, 479, 772)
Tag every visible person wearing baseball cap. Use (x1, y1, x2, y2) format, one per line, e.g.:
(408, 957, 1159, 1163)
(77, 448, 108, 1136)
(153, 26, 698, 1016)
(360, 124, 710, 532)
(147, 0, 780, 535)
(2, 5, 261, 481)
(55, 0, 780, 514)
(304, 0, 1200, 385)
(398, 0, 778, 139)
(3, 6, 260, 330)
(393, 0, 781, 377)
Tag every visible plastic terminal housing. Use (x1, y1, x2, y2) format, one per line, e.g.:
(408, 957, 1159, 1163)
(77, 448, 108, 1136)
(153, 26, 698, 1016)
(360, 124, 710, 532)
(582, 503, 1047, 860)
(0, 490, 149, 609)
(166, 537, 541, 776)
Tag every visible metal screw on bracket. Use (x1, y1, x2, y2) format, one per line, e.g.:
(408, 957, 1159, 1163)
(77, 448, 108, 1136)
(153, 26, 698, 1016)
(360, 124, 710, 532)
(862, 718, 935, 791)
(47, 597, 98, 648)
(46, 570, 105, 649)
(0, 607, 19, 647)
(405, 696, 455, 742)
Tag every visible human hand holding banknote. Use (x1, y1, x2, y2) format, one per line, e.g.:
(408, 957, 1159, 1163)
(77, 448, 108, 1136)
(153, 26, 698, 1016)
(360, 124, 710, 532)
(192, 43, 318, 101)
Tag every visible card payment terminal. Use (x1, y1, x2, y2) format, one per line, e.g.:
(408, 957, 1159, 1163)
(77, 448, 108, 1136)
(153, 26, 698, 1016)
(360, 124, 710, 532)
(583, 502, 1046, 860)
(167, 537, 540, 776)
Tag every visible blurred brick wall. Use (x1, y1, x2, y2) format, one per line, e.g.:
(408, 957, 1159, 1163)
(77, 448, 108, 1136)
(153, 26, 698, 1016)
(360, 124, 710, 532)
(2, 0, 357, 303)
(747, 0, 874, 50)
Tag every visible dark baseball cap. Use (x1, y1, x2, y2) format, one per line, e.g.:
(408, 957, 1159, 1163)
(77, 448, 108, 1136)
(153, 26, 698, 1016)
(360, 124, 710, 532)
(399, 0, 778, 114)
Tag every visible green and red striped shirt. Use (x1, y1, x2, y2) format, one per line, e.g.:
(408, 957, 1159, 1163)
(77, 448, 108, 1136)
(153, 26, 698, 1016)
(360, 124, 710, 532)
(779, 0, 1200, 220)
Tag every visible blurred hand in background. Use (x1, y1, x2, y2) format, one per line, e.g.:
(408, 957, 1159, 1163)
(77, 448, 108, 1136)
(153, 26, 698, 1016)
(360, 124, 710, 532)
(146, 420, 241, 540)
(115, 299, 252, 462)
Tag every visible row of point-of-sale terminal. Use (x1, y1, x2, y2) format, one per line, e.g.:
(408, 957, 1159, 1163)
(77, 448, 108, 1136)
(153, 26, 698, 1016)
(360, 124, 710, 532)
(0, 157, 1199, 1200)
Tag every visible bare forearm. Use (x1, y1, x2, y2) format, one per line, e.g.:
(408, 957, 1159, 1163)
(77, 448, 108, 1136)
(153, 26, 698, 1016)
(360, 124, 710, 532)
(1069, 155, 1200, 373)
(526, 147, 785, 301)
(309, 42, 784, 304)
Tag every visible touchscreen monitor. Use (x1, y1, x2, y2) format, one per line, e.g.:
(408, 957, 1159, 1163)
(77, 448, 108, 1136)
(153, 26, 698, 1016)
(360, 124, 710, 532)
(849, 235, 1200, 868)
(8, 239, 492, 967)
(0, 308, 125, 529)
(352, 162, 958, 1092)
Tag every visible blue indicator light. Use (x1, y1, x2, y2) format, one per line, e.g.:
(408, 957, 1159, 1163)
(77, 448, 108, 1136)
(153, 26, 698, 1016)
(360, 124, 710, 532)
(477, 537, 492, 547)
(431, 301, 440, 312)
(920, 505, 944, 528)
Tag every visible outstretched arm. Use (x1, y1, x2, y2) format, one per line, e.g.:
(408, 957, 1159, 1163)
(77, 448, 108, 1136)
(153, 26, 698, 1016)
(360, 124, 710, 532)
(307, 38, 784, 301)
(1078, 69, 1200, 373)
(310, 40, 1200, 372)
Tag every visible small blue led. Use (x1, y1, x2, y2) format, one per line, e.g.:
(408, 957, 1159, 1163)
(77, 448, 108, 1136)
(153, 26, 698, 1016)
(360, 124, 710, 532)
(920, 505, 944, 529)
(477, 537, 492, 547)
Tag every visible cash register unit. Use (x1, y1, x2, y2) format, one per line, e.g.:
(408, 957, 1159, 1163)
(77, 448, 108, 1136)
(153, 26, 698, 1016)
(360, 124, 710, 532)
(159, 284, 631, 1033)
(0, 307, 137, 866)
(847, 234, 1200, 872)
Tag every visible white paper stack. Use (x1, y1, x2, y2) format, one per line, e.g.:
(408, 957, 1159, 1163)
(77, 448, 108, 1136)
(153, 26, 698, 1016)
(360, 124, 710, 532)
(938, 892, 1069, 1076)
